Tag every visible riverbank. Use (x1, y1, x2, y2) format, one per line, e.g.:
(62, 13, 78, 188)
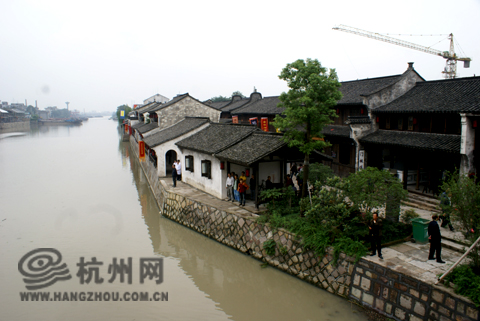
(130, 135, 479, 321)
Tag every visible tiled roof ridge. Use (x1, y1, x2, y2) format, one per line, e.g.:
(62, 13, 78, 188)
(414, 75, 480, 85)
(340, 74, 402, 84)
(374, 129, 460, 138)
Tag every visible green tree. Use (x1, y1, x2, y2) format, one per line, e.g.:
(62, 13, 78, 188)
(116, 104, 132, 123)
(231, 91, 246, 98)
(308, 162, 334, 186)
(273, 58, 342, 199)
(440, 171, 480, 268)
(345, 167, 407, 220)
(210, 95, 230, 102)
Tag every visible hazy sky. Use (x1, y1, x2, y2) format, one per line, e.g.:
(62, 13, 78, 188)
(1, 0, 479, 112)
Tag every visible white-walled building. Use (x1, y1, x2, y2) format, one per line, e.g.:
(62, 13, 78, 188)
(143, 94, 169, 105)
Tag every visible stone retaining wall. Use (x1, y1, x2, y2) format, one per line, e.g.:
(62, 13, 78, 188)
(0, 121, 30, 133)
(129, 136, 479, 321)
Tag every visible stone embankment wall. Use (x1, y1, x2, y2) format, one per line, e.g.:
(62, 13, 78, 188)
(130, 136, 479, 321)
(0, 121, 30, 133)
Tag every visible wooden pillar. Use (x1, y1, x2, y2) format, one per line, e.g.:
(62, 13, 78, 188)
(416, 162, 420, 190)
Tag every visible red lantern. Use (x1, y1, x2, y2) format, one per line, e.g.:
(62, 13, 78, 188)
(220, 161, 225, 170)
(474, 120, 478, 128)
(360, 108, 364, 115)
(413, 118, 417, 125)
(245, 169, 250, 177)
(336, 108, 340, 115)
(376, 117, 379, 123)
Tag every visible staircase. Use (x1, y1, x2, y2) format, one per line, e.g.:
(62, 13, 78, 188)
(402, 190, 441, 213)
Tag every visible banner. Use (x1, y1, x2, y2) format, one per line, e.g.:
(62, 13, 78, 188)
(260, 117, 269, 132)
(125, 124, 129, 133)
(249, 117, 258, 125)
(139, 141, 145, 161)
(120, 110, 125, 119)
(232, 116, 238, 124)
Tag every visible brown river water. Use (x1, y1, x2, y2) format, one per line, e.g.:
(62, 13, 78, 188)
(0, 118, 369, 321)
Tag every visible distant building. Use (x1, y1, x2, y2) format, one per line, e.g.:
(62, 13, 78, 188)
(143, 94, 169, 105)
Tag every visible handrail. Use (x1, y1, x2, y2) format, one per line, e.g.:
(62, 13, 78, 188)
(435, 235, 480, 285)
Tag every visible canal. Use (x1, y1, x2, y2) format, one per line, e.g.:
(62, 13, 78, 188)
(0, 118, 369, 321)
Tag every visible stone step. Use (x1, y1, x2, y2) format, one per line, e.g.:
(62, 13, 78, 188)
(402, 200, 441, 213)
(441, 238, 467, 254)
(407, 192, 440, 206)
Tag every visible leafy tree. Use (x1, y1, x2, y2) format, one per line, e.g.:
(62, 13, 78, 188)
(308, 162, 334, 186)
(231, 91, 246, 98)
(116, 104, 132, 123)
(345, 167, 407, 220)
(440, 171, 480, 269)
(273, 58, 342, 199)
(210, 91, 246, 103)
(210, 95, 230, 102)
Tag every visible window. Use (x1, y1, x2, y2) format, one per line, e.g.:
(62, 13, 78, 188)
(339, 144, 351, 165)
(201, 160, 211, 179)
(185, 155, 194, 172)
(398, 118, 403, 130)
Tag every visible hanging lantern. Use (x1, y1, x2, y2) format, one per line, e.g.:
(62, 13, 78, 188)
(413, 118, 417, 125)
(474, 120, 478, 128)
(360, 108, 364, 115)
(376, 117, 379, 123)
(245, 169, 250, 177)
(220, 161, 225, 170)
(336, 108, 340, 115)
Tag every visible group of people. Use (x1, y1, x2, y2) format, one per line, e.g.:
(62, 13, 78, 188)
(225, 171, 256, 206)
(368, 212, 446, 263)
(171, 160, 182, 187)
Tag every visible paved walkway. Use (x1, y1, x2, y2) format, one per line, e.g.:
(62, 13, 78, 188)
(163, 178, 468, 285)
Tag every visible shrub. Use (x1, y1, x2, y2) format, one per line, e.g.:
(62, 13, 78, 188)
(401, 209, 420, 224)
(444, 264, 480, 307)
(262, 239, 277, 256)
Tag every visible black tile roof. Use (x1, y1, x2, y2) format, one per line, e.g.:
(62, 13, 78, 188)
(143, 117, 209, 148)
(338, 75, 403, 105)
(136, 122, 159, 134)
(131, 122, 147, 130)
(374, 76, 480, 114)
(220, 98, 250, 112)
(149, 94, 189, 112)
(176, 123, 258, 154)
(207, 101, 231, 109)
(232, 96, 283, 115)
(345, 116, 371, 125)
(134, 102, 161, 114)
(322, 125, 351, 137)
(215, 132, 286, 166)
(359, 130, 460, 153)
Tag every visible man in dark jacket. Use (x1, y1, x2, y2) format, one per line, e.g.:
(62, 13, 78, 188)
(368, 213, 383, 259)
(428, 214, 445, 263)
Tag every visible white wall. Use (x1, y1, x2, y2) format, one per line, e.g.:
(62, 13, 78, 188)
(182, 150, 227, 199)
(151, 123, 209, 177)
(259, 161, 281, 186)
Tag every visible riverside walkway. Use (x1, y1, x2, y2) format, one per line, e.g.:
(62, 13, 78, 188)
(162, 178, 466, 286)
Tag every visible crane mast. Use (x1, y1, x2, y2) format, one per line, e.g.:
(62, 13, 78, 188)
(332, 25, 471, 79)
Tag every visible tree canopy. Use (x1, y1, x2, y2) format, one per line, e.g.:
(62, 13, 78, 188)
(273, 58, 342, 199)
(210, 91, 247, 102)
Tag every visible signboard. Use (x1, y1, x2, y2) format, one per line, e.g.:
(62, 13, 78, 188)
(358, 150, 365, 170)
(260, 117, 269, 132)
(139, 141, 145, 161)
(232, 116, 238, 124)
(120, 110, 125, 119)
(249, 117, 258, 125)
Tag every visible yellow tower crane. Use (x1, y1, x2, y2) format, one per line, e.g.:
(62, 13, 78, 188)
(332, 24, 471, 79)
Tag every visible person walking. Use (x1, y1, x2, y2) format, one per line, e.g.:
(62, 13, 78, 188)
(368, 213, 383, 259)
(290, 162, 297, 176)
(428, 214, 445, 263)
(226, 173, 234, 202)
(439, 192, 454, 231)
(172, 160, 178, 187)
(175, 159, 182, 182)
(238, 179, 249, 206)
(249, 174, 256, 201)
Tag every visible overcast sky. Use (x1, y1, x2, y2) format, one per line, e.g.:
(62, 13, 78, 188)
(1, 0, 479, 112)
